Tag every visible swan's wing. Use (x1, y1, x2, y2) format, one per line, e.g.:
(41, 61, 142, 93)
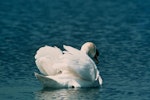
(62, 45, 99, 82)
(34, 72, 65, 88)
(35, 72, 81, 88)
(35, 46, 63, 75)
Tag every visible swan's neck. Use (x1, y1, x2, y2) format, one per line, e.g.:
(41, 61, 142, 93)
(81, 45, 96, 58)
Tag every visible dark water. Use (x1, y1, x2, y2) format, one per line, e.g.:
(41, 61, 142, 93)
(0, 0, 150, 100)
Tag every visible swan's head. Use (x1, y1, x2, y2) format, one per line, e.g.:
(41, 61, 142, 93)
(81, 42, 99, 64)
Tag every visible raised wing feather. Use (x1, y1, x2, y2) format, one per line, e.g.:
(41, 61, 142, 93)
(35, 46, 62, 59)
(35, 46, 62, 75)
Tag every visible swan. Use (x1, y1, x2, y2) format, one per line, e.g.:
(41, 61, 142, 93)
(34, 42, 102, 88)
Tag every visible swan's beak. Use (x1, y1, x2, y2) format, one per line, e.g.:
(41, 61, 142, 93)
(94, 49, 99, 64)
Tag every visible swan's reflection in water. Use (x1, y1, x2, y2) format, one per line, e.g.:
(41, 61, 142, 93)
(35, 88, 101, 100)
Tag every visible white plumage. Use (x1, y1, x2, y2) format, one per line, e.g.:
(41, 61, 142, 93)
(35, 42, 102, 88)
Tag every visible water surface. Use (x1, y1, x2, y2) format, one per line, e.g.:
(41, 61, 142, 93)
(0, 0, 150, 100)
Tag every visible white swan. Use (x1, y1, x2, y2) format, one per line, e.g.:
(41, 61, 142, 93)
(34, 42, 102, 88)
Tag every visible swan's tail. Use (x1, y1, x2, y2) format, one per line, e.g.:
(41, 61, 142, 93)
(35, 46, 62, 75)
